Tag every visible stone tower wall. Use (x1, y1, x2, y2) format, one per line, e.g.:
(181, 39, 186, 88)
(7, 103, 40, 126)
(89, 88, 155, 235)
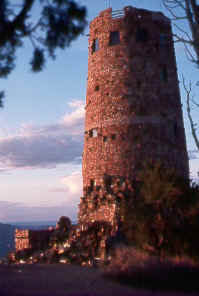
(79, 6, 189, 227)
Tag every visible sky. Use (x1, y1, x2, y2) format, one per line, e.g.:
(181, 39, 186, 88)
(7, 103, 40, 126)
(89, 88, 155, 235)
(0, 0, 199, 223)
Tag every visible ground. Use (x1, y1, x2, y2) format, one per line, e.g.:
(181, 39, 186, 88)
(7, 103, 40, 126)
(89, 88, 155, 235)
(0, 264, 199, 296)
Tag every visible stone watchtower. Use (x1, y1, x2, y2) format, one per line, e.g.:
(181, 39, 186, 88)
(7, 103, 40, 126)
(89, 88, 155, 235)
(78, 7, 189, 230)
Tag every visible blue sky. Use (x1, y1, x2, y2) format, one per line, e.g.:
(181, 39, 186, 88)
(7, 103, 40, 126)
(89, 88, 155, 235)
(0, 0, 198, 223)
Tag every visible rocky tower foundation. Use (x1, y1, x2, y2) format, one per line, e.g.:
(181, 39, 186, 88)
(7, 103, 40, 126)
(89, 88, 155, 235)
(79, 6, 189, 230)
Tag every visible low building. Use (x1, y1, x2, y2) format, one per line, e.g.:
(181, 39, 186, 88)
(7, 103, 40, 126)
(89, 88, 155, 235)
(15, 229, 52, 252)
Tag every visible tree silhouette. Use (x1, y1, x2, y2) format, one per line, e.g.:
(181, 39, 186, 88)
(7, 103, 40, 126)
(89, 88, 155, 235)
(0, 0, 87, 106)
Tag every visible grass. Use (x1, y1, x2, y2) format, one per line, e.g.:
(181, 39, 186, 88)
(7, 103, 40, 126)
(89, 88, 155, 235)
(103, 246, 199, 293)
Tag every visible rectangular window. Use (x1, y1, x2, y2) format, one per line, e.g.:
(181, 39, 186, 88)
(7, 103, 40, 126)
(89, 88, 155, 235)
(90, 179, 94, 191)
(109, 31, 120, 46)
(92, 38, 99, 53)
(160, 34, 168, 47)
(160, 66, 168, 82)
(89, 128, 98, 137)
(136, 28, 149, 42)
(137, 80, 141, 88)
(93, 128, 98, 137)
(104, 175, 112, 187)
(174, 122, 178, 137)
(89, 130, 93, 137)
(111, 134, 116, 140)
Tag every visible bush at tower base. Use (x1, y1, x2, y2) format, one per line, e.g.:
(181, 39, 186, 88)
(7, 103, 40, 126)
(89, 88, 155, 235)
(120, 161, 199, 260)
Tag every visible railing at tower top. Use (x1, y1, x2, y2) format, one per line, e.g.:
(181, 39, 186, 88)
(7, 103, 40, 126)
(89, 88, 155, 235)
(112, 9, 125, 19)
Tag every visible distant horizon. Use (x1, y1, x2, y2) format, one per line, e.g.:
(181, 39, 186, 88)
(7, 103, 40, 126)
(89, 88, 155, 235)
(4, 219, 78, 226)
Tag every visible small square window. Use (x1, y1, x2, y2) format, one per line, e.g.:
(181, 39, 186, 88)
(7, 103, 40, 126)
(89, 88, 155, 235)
(89, 129, 98, 137)
(136, 28, 149, 42)
(92, 38, 99, 53)
(103, 136, 108, 142)
(111, 134, 116, 140)
(109, 31, 120, 46)
(104, 175, 112, 187)
(95, 85, 99, 91)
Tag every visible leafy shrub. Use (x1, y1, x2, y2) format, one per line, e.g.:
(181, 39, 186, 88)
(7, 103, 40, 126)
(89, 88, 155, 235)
(120, 161, 199, 259)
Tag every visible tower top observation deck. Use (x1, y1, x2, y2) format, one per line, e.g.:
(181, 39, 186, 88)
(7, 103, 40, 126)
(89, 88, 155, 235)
(94, 6, 170, 23)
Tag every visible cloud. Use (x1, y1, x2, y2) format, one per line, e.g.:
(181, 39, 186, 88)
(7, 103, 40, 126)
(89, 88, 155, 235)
(0, 169, 83, 223)
(48, 170, 82, 205)
(61, 171, 83, 195)
(0, 100, 85, 170)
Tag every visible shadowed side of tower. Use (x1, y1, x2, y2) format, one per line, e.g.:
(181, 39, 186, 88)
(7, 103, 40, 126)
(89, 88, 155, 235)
(78, 6, 189, 230)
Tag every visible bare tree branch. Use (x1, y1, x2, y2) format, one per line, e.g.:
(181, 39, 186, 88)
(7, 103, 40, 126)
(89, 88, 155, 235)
(183, 76, 199, 151)
(163, 0, 186, 11)
(163, 0, 199, 153)
(190, 0, 199, 24)
(191, 97, 199, 108)
(173, 23, 193, 41)
(12, 0, 34, 32)
(184, 42, 198, 64)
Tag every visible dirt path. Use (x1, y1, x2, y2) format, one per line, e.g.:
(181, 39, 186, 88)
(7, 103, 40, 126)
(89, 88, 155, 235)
(0, 264, 197, 296)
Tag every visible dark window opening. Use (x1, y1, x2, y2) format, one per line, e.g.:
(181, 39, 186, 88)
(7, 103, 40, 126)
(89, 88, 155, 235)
(103, 136, 108, 142)
(160, 66, 168, 82)
(136, 28, 149, 42)
(174, 122, 178, 137)
(90, 179, 94, 191)
(89, 129, 98, 137)
(96, 185, 101, 191)
(137, 80, 141, 88)
(104, 174, 112, 188)
(160, 33, 168, 46)
(95, 85, 99, 91)
(155, 43, 159, 51)
(109, 31, 120, 46)
(92, 38, 99, 53)
(111, 134, 116, 140)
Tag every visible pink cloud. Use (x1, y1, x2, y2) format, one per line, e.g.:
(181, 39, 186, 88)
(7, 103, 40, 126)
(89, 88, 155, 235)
(61, 171, 83, 195)
(0, 100, 85, 170)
